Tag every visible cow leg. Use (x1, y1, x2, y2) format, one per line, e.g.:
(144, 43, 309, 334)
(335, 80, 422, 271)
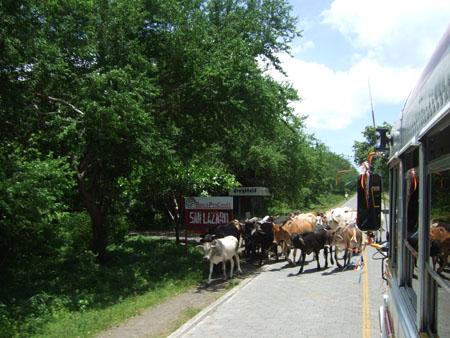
(234, 254, 242, 274)
(329, 246, 334, 265)
(222, 261, 228, 280)
(437, 252, 449, 274)
(229, 258, 234, 279)
(292, 248, 298, 266)
(432, 255, 437, 270)
(315, 250, 321, 271)
(272, 242, 279, 260)
(343, 249, 349, 267)
(297, 253, 306, 274)
(207, 262, 214, 284)
(323, 247, 328, 269)
(335, 248, 342, 268)
(285, 244, 294, 265)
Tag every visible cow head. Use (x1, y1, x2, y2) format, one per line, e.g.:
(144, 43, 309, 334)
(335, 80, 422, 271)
(200, 234, 215, 243)
(196, 240, 218, 261)
(430, 226, 448, 239)
(272, 224, 281, 244)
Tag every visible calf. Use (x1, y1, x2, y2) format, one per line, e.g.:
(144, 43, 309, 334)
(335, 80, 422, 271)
(196, 236, 242, 284)
(290, 228, 332, 274)
(273, 219, 314, 265)
(330, 224, 362, 268)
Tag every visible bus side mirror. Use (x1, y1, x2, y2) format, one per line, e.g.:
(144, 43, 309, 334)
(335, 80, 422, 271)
(357, 173, 382, 231)
(375, 128, 390, 152)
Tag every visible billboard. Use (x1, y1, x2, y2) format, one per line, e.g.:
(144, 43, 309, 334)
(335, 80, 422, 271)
(184, 196, 233, 233)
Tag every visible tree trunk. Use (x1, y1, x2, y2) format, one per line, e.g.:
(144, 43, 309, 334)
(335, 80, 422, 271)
(76, 163, 108, 264)
(91, 206, 107, 264)
(167, 194, 181, 245)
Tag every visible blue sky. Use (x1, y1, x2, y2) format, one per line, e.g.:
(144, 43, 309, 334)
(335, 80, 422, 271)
(268, 0, 450, 163)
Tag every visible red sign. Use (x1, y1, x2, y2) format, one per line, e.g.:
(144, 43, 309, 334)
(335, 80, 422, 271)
(184, 197, 233, 233)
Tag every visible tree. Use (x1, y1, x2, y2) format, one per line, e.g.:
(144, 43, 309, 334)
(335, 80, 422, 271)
(353, 122, 392, 187)
(1, 0, 303, 262)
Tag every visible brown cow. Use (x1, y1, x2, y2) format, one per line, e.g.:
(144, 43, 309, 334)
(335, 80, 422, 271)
(330, 224, 362, 268)
(430, 226, 450, 273)
(293, 213, 319, 227)
(273, 219, 314, 265)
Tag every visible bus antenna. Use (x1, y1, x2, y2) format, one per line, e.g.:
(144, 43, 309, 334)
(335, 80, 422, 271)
(368, 79, 376, 128)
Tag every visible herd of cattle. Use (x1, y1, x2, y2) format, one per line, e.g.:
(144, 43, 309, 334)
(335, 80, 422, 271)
(196, 207, 365, 284)
(196, 208, 450, 284)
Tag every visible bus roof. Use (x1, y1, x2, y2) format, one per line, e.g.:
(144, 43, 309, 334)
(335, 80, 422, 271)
(389, 24, 450, 163)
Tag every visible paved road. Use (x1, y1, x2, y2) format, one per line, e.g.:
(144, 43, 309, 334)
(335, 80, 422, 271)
(170, 195, 388, 338)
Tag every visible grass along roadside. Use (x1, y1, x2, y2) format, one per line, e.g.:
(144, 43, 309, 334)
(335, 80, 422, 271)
(33, 281, 197, 338)
(3, 237, 207, 338)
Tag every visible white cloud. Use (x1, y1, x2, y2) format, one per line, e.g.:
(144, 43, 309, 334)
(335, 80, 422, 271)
(268, 0, 450, 133)
(292, 40, 315, 55)
(322, 0, 450, 67)
(271, 54, 421, 130)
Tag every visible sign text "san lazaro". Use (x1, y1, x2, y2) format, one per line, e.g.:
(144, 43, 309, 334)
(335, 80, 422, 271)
(184, 197, 233, 233)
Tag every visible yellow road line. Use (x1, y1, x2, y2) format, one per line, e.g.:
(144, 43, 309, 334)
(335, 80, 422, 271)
(363, 242, 371, 338)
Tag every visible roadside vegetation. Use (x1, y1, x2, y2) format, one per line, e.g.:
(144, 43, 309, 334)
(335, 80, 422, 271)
(1, 193, 348, 338)
(1, 236, 206, 338)
(0, 1, 385, 337)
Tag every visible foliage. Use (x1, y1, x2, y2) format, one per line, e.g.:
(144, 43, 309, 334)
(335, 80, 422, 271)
(0, 1, 359, 336)
(352, 122, 392, 188)
(0, 236, 206, 338)
(0, 150, 75, 299)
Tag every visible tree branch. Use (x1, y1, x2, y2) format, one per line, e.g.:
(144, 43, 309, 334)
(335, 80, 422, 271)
(33, 92, 84, 115)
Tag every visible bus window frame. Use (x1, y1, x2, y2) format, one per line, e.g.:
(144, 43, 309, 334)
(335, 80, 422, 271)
(423, 150, 450, 334)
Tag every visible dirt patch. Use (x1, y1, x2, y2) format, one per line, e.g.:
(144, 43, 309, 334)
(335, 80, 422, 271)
(97, 259, 262, 338)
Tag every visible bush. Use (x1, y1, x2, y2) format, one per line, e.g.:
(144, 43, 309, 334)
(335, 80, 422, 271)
(1, 235, 206, 337)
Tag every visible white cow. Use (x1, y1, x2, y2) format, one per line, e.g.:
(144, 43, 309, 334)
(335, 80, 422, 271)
(327, 207, 357, 229)
(196, 235, 242, 284)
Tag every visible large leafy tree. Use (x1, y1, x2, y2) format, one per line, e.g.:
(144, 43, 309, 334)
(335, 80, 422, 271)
(1, 0, 165, 262)
(1, 0, 303, 263)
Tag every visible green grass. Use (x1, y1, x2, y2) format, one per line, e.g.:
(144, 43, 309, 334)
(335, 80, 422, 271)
(33, 281, 195, 338)
(1, 236, 207, 338)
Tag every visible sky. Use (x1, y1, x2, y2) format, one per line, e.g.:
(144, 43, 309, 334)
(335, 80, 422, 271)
(269, 0, 450, 163)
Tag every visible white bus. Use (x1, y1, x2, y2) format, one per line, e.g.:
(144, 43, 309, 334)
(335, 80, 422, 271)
(381, 24, 450, 337)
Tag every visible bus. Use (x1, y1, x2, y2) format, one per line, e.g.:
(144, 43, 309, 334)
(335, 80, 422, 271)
(379, 24, 450, 337)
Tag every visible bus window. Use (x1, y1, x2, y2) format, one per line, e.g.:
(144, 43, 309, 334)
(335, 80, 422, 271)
(430, 168, 450, 336)
(430, 123, 450, 160)
(390, 166, 399, 273)
(405, 168, 419, 304)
